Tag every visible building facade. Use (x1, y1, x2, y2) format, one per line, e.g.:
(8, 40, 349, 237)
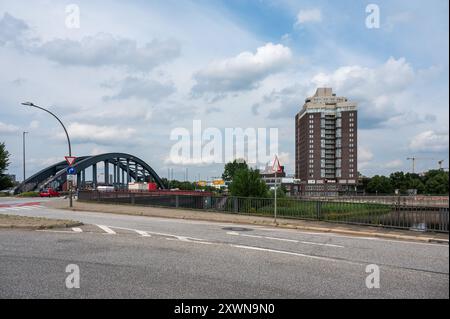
(295, 88, 357, 196)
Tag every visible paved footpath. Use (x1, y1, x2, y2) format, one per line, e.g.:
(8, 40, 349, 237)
(0, 197, 448, 298)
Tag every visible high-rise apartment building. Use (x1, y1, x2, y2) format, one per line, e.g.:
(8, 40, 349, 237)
(295, 88, 357, 196)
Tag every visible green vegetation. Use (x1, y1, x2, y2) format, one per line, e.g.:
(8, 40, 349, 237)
(228, 167, 268, 198)
(17, 191, 40, 197)
(360, 170, 449, 195)
(0, 142, 13, 191)
(222, 159, 248, 181)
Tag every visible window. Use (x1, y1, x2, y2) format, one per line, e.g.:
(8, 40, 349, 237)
(309, 159, 314, 164)
(309, 130, 314, 134)
(321, 169, 326, 178)
(321, 129, 325, 138)
(336, 139, 342, 148)
(309, 134, 314, 139)
(309, 124, 314, 129)
(336, 149, 342, 158)
(336, 159, 341, 168)
(336, 118, 342, 128)
(350, 112, 354, 117)
(321, 159, 326, 168)
(309, 149, 314, 154)
(309, 144, 314, 149)
(309, 114, 314, 119)
(336, 128, 342, 138)
(336, 169, 342, 178)
(321, 139, 326, 148)
(321, 150, 326, 157)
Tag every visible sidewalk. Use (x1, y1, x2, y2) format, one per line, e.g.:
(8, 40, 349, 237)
(46, 199, 449, 244)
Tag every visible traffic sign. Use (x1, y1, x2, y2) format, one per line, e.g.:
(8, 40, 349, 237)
(67, 167, 76, 175)
(67, 174, 75, 182)
(65, 156, 77, 166)
(272, 155, 282, 173)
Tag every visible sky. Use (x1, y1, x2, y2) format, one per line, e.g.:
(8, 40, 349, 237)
(0, 0, 449, 182)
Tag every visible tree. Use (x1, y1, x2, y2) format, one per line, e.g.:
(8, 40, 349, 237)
(0, 142, 13, 190)
(269, 185, 287, 198)
(228, 167, 268, 197)
(424, 171, 449, 195)
(222, 159, 248, 181)
(366, 175, 393, 194)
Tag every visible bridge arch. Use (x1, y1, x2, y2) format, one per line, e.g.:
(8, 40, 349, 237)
(16, 153, 165, 193)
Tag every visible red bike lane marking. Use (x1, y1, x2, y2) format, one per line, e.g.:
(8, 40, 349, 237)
(0, 202, 42, 208)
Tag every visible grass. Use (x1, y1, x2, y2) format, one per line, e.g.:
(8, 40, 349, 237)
(0, 213, 82, 229)
(17, 191, 40, 197)
(230, 198, 392, 221)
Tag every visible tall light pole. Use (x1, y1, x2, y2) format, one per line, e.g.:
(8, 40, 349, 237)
(21, 102, 73, 207)
(22, 131, 28, 182)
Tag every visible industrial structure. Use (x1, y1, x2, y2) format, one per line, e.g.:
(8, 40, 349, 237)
(295, 88, 358, 196)
(15, 153, 165, 193)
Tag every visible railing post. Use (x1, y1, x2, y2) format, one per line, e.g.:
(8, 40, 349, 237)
(131, 193, 135, 205)
(175, 195, 179, 208)
(316, 201, 322, 220)
(233, 197, 238, 213)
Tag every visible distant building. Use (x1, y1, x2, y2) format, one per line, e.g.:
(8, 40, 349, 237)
(260, 165, 301, 196)
(295, 88, 358, 196)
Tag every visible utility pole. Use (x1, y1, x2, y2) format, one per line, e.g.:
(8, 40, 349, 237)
(22, 131, 28, 181)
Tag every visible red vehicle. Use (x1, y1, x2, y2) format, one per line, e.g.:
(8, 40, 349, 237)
(39, 188, 60, 197)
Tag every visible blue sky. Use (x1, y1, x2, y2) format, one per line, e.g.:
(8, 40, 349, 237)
(0, 0, 448, 181)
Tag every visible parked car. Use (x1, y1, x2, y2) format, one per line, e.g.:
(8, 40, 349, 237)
(39, 188, 60, 197)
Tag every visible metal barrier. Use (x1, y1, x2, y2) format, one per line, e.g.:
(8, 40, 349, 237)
(78, 191, 449, 233)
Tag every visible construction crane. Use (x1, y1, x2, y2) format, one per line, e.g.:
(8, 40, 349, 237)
(406, 157, 438, 174)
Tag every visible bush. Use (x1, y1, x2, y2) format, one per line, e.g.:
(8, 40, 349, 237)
(17, 191, 40, 197)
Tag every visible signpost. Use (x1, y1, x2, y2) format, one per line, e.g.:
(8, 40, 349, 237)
(272, 155, 282, 224)
(65, 156, 77, 208)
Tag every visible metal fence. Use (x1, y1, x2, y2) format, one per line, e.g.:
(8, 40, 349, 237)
(78, 191, 449, 233)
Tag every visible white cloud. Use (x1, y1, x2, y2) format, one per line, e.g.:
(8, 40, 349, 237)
(409, 131, 449, 153)
(0, 121, 19, 134)
(311, 57, 417, 128)
(37, 34, 181, 70)
(383, 159, 403, 169)
(192, 43, 292, 94)
(103, 76, 175, 102)
(295, 9, 322, 26)
(359, 146, 374, 163)
(0, 13, 180, 71)
(62, 123, 137, 145)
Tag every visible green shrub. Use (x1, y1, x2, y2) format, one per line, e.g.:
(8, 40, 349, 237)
(17, 191, 40, 197)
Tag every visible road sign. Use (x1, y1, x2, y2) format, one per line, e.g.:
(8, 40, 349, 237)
(67, 174, 75, 182)
(65, 156, 77, 166)
(272, 155, 282, 173)
(67, 167, 76, 175)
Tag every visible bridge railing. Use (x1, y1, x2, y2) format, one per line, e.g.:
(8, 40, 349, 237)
(78, 190, 449, 233)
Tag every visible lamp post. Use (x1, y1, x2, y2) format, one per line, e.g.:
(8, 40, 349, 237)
(22, 131, 28, 182)
(21, 102, 73, 207)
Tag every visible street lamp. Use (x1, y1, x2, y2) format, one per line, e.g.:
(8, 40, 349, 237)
(21, 102, 73, 207)
(23, 131, 28, 182)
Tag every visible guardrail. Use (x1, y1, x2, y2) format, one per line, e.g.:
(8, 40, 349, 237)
(78, 191, 449, 233)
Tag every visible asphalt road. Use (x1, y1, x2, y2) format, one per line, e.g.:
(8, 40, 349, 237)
(0, 197, 448, 298)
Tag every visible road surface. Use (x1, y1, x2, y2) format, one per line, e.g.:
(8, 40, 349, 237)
(0, 197, 448, 298)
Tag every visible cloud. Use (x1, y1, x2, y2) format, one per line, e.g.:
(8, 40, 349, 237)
(294, 9, 322, 26)
(0, 121, 19, 134)
(409, 130, 449, 153)
(103, 77, 175, 102)
(0, 13, 29, 47)
(383, 159, 403, 169)
(37, 34, 181, 70)
(359, 146, 374, 163)
(0, 13, 180, 71)
(192, 43, 292, 95)
(311, 57, 417, 128)
(62, 123, 137, 145)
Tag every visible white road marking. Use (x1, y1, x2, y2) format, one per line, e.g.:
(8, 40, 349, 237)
(227, 231, 345, 248)
(96, 225, 116, 235)
(230, 244, 355, 263)
(72, 227, 83, 233)
(135, 230, 151, 237)
(105, 225, 205, 242)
